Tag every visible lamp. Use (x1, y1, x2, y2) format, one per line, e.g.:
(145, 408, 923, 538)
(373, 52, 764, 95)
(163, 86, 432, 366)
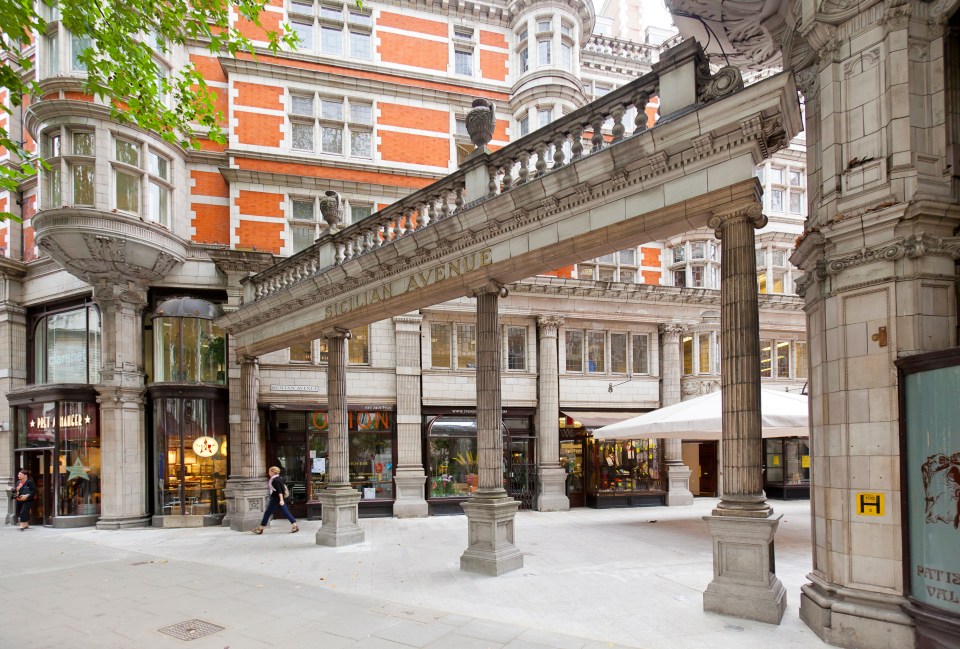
(167, 450, 177, 465)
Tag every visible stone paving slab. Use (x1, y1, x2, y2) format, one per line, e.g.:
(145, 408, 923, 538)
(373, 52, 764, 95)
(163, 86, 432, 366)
(0, 498, 827, 649)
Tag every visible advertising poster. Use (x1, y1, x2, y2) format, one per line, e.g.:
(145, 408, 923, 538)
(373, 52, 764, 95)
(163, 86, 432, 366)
(903, 363, 960, 613)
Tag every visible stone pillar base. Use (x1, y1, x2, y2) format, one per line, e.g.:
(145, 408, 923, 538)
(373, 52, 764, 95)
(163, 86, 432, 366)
(96, 515, 151, 530)
(222, 477, 267, 532)
(536, 466, 569, 511)
(460, 496, 523, 576)
(799, 573, 916, 648)
(392, 468, 428, 518)
(703, 513, 786, 624)
(666, 463, 694, 506)
(316, 487, 364, 547)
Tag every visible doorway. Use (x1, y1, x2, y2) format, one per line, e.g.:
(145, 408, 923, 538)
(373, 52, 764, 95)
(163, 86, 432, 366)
(698, 441, 718, 496)
(270, 439, 308, 519)
(16, 449, 54, 526)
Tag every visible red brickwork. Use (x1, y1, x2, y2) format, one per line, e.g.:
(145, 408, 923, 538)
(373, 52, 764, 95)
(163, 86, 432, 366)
(378, 32, 448, 71)
(378, 104, 449, 133)
(480, 50, 508, 82)
(190, 54, 228, 83)
(378, 131, 449, 167)
(235, 10, 282, 42)
(377, 12, 448, 37)
(640, 246, 661, 266)
(479, 30, 508, 48)
(191, 171, 229, 197)
(641, 270, 661, 284)
(236, 190, 285, 217)
(234, 111, 283, 146)
(235, 157, 433, 190)
(192, 204, 231, 244)
(236, 220, 283, 253)
(234, 81, 283, 110)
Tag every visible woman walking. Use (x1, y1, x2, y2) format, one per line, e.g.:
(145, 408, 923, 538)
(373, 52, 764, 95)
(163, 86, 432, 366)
(252, 466, 298, 534)
(14, 469, 36, 531)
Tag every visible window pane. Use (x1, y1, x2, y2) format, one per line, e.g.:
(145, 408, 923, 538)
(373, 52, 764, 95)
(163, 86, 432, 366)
(776, 341, 790, 377)
(455, 50, 473, 75)
(291, 0, 313, 14)
(73, 132, 94, 156)
(350, 130, 371, 157)
(199, 320, 225, 384)
(632, 334, 648, 374)
(682, 336, 693, 375)
(349, 11, 371, 25)
(769, 167, 783, 183)
(619, 248, 636, 265)
(561, 22, 572, 36)
(293, 22, 314, 49)
(115, 140, 140, 167)
(757, 271, 768, 294)
(321, 26, 343, 55)
(46, 308, 90, 383)
(57, 402, 100, 517)
(180, 318, 200, 381)
(350, 204, 372, 223)
(795, 341, 808, 379)
(772, 269, 786, 293)
(71, 35, 92, 71)
(291, 94, 314, 116)
(538, 39, 551, 65)
(789, 191, 803, 213)
(350, 31, 371, 60)
(290, 341, 312, 362)
(691, 241, 705, 259)
(619, 268, 636, 283)
(771, 189, 784, 211)
(322, 99, 344, 120)
(457, 324, 476, 369)
(565, 330, 583, 372)
(610, 333, 627, 373)
(507, 326, 526, 370)
(561, 43, 572, 69)
(72, 164, 94, 205)
(291, 223, 316, 252)
(45, 166, 61, 208)
(673, 269, 686, 287)
(691, 265, 704, 287)
(771, 249, 786, 266)
(292, 122, 315, 150)
(115, 170, 140, 213)
(292, 200, 314, 220)
(519, 115, 529, 136)
(322, 126, 343, 153)
(348, 325, 369, 364)
(538, 108, 551, 127)
(537, 20, 550, 31)
(350, 103, 372, 124)
(149, 182, 169, 225)
(428, 433, 477, 498)
(46, 32, 58, 75)
(760, 340, 772, 378)
(87, 306, 101, 383)
(587, 331, 604, 373)
(788, 170, 802, 186)
(672, 246, 685, 263)
(699, 334, 711, 374)
(431, 323, 451, 368)
(520, 46, 529, 73)
(147, 152, 168, 180)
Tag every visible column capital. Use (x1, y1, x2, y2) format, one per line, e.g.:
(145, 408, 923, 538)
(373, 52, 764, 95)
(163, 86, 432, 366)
(91, 282, 148, 311)
(536, 315, 564, 335)
(236, 352, 260, 367)
(470, 281, 508, 299)
(659, 322, 687, 341)
(708, 201, 767, 239)
(322, 327, 352, 341)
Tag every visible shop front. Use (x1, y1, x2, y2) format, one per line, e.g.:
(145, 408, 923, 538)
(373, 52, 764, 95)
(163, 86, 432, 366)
(763, 437, 810, 499)
(265, 405, 396, 519)
(10, 388, 102, 528)
(585, 437, 665, 507)
(423, 407, 535, 515)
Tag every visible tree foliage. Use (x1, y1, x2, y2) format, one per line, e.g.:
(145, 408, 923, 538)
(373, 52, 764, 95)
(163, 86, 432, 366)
(0, 0, 318, 219)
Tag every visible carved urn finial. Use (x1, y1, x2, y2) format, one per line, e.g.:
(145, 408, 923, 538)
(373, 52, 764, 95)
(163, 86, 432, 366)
(319, 190, 343, 228)
(465, 98, 496, 149)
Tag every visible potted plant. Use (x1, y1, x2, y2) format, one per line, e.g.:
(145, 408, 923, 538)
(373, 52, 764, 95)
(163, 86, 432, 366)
(453, 451, 479, 492)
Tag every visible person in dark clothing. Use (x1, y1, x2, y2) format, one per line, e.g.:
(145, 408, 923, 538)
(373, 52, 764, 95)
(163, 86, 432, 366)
(252, 466, 298, 534)
(14, 469, 37, 531)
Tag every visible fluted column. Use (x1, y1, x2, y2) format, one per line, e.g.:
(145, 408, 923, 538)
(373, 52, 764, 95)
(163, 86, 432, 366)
(224, 354, 267, 531)
(392, 314, 428, 517)
(536, 316, 568, 511)
(93, 283, 150, 529)
(316, 328, 363, 546)
(460, 282, 522, 575)
(659, 323, 693, 506)
(702, 200, 785, 624)
(710, 204, 768, 515)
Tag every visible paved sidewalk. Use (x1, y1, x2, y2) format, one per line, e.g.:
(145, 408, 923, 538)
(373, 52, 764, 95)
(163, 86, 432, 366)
(1, 498, 827, 649)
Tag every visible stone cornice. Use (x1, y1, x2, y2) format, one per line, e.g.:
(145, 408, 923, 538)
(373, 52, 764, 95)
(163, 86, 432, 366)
(206, 247, 277, 275)
(219, 56, 510, 105)
(0, 257, 28, 280)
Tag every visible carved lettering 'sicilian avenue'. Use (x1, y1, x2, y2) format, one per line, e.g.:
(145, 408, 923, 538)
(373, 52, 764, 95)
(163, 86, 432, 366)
(324, 249, 493, 319)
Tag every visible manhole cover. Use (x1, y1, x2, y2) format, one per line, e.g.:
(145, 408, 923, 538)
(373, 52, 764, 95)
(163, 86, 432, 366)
(158, 619, 225, 641)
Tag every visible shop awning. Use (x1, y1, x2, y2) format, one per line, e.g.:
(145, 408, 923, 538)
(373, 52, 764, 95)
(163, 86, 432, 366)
(561, 410, 646, 430)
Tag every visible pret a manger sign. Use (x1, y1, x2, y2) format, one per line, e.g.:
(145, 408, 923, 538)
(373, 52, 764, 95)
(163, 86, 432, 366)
(324, 248, 493, 319)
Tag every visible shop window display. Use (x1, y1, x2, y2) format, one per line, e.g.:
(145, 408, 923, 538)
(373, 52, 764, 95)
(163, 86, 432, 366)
(426, 417, 479, 498)
(586, 438, 664, 503)
(305, 409, 394, 501)
(763, 437, 810, 499)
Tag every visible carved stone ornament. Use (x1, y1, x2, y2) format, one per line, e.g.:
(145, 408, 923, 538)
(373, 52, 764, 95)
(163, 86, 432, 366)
(697, 64, 745, 104)
(465, 98, 496, 149)
(825, 242, 905, 274)
(319, 190, 343, 228)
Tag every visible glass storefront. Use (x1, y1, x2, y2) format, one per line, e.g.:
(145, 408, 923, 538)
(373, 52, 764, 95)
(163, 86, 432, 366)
(423, 409, 535, 514)
(33, 303, 101, 384)
(149, 297, 229, 525)
(585, 437, 665, 508)
(266, 407, 396, 519)
(153, 396, 228, 517)
(12, 394, 101, 527)
(763, 437, 810, 499)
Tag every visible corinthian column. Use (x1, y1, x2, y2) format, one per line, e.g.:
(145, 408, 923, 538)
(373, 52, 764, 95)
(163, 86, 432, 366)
(536, 315, 568, 511)
(702, 200, 785, 624)
(316, 328, 363, 546)
(93, 283, 150, 529)
(460, 282, 522, 575)
(659, 323, 693, 506)
(224, 353, 266, 531)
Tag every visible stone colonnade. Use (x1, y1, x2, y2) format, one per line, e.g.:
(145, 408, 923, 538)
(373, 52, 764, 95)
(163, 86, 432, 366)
(659, 323, 694, 505)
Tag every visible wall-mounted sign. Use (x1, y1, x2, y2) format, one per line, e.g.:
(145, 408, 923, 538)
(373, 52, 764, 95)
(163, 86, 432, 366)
(270, 385, 320, 392)
(192, 436, 220, 457)
(30, 414, 92, 429)
(855, 492, 884, 516)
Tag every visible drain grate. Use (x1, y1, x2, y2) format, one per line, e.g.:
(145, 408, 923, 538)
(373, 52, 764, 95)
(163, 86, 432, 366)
(158, 619, 225, 641)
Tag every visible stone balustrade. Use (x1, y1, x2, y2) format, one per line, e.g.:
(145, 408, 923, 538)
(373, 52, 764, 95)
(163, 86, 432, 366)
(247, 39, 720, 303)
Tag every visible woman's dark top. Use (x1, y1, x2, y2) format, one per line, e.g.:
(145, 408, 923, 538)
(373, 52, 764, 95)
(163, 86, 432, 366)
(15, 478, 36, 501)
(268, 476, 287, 502)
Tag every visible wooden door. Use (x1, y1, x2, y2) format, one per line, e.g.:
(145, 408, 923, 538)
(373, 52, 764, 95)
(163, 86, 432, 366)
(698, 441, 718, 496)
